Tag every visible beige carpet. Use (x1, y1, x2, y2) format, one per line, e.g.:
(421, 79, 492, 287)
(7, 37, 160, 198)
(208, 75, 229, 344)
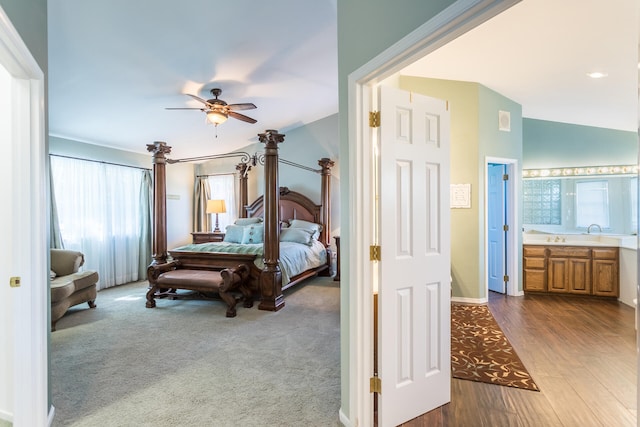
(451, 303, 540, 392)
(50, 276, 341, 426)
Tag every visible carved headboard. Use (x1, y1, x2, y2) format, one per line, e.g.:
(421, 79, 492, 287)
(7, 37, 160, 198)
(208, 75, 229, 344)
(245, 187, 321, 224)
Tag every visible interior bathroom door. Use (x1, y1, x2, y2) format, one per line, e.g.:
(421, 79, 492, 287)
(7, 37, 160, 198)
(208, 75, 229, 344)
(377, 85, 451, 426)
(488, 163, 507, 294)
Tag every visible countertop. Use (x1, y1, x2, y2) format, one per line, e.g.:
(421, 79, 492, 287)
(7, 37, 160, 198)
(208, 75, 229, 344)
(523, 233, 637, 250)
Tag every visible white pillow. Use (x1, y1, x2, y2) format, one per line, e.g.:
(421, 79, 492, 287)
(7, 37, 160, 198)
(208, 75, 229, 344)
(289, 219, 322, 240)
(280, 228, 314, 246)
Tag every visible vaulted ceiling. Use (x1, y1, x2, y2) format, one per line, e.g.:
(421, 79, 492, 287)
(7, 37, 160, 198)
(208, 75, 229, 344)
(48, 0, 637, 160)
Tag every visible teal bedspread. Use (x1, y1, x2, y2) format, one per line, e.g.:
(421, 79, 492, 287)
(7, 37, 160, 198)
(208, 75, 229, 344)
(172, 240, 327, 284)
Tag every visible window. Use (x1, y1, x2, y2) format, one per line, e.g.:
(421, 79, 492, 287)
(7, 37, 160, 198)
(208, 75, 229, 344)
(50, 156, 152, 289)
(575, 180, 609, 228)
(523, 179, 561, 225)
(207, 174, 237, 231)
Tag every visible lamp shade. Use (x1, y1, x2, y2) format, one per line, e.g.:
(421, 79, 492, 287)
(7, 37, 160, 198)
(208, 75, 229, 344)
(206, 199, 226, 214)
(206, 110, 228, 125)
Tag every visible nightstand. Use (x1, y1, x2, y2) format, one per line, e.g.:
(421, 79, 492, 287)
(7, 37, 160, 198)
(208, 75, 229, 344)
(191, 232, 225, 243)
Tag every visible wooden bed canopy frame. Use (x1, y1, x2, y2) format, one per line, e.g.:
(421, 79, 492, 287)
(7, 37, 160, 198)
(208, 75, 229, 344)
(146, 130, 334, 312)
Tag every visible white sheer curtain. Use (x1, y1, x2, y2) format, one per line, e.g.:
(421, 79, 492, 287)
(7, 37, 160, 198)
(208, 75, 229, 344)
(50, 156, 150, 289)
(208, 174, 237, 231)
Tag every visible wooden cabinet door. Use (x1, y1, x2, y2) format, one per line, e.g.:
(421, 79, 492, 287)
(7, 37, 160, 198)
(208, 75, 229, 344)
(524, 256, 546, 291)
(591, 248, 619, 297)
(567, 257, 591, 295)
(593, 258, 619, 297)
(547, 257, 569, 293)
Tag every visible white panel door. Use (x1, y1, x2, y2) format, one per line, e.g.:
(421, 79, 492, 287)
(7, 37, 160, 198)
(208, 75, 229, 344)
(378, 86, 451, 427)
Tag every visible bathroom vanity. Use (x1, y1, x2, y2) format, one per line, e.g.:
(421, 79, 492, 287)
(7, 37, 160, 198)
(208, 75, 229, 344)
(523, 233, 636, 299)
(523, 244, 619, 297)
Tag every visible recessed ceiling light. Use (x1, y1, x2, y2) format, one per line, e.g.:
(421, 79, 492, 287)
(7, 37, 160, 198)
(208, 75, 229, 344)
(587, 71, 608, 79)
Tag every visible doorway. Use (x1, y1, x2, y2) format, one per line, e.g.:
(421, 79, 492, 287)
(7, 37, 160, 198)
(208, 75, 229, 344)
(485, 158, 519, 297)
(487, 163, 507, 294)
(0, 6, 48, 426)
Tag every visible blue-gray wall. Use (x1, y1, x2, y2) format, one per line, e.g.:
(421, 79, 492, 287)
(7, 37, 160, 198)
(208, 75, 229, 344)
(523, 118, 637, 169)
(0, 0, 47, 72)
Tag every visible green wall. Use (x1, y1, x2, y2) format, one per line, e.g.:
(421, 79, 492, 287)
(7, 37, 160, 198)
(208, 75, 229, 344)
(399, 76, 523, 300)
(523, 118, 637, 169)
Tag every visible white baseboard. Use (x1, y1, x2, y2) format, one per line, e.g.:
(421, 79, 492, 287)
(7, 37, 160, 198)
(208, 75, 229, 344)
(48, 405, 55, 426)
(339, 408, 352, 426)
(452, 296, 487, 304)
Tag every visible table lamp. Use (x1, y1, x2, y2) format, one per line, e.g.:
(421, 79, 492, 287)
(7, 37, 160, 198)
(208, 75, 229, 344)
(206, 199, 226, 233)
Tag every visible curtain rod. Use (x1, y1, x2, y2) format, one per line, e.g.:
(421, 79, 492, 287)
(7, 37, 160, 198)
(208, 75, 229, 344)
(49, 154, 152, 171)
(196, 172, 238, 178)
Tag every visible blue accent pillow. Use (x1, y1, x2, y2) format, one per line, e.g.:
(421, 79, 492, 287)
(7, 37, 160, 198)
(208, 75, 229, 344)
(234, 217, 263, 226)
(241, 224, 264, 244)
(223, 225, 245, 243)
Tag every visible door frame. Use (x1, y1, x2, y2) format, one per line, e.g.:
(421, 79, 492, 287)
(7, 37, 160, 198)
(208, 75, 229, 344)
(0, 5, 49, 426)
(342, 1, 520, 425)
(484, 157, 521, 297)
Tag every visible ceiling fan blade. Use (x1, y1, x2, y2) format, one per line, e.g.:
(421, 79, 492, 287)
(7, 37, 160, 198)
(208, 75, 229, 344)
(228, 111, 257, 124)
(227, 102, 257, 111)
(165, 107, 206, 110)
(186, 94, 214, 108)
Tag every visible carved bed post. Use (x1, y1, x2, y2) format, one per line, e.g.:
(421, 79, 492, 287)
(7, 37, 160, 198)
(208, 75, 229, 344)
(318, 158, 334, 247)
(236, 162, 251, 218)
(147, 141, 172, 265)
(258, 130, 285, 311)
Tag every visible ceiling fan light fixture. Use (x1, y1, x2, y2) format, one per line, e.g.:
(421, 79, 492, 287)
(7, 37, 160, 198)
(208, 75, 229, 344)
(207, 110, 228, 125)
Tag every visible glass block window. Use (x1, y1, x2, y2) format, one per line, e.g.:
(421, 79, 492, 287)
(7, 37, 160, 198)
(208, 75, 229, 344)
(575, 180, 610, 228)
(523, 179, 561, 225)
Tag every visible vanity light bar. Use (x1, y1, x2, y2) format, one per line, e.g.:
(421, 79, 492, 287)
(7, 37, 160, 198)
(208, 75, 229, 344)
(523, 165, 639, 178)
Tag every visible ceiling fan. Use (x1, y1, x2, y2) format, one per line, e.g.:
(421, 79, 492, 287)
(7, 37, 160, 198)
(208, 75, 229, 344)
(166, 88, 257, 126)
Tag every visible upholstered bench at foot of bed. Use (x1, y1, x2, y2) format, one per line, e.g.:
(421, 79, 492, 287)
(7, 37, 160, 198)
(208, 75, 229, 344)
(146, 264, 252, 317)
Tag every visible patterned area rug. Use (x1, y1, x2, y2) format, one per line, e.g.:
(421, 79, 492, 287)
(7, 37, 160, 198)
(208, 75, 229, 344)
(451, 303, 540, 391)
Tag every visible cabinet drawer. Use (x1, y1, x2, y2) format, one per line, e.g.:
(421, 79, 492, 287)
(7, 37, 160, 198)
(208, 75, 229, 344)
(523, 246, 546, 257)
(548, 247, 590, 258)
(592, 247, 618, 260)
(524, 257, 545, 269)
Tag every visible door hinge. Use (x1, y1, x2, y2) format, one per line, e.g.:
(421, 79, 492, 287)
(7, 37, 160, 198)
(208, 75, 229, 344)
(370, 245, 381, 261)
(503, 224, 509, 231)
(503, 275, 509, 282)
(503, 173, 509, 181)
(370, 376, 382, 393)
(369, 111, 380, 128)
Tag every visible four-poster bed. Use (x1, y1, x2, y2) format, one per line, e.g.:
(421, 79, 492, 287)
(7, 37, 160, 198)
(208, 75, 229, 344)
(146, 130, 334, 313)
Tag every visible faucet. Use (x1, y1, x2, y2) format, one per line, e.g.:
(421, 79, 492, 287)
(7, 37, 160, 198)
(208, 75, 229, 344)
(587, 224, 602, 234)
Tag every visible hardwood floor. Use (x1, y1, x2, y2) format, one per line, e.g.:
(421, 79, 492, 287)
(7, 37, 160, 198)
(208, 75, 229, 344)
(400, 292, 637, 427)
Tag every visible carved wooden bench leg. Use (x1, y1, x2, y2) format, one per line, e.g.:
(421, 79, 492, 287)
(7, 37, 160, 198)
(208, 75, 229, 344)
(220, 264, 252, 316)
(145, 285, 158, 308)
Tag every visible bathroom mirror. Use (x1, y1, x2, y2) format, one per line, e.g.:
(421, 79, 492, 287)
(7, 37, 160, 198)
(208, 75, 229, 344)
(523, 173, 638, 235)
